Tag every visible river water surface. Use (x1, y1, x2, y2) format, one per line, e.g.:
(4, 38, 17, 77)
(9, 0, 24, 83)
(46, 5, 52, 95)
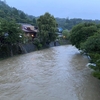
(0, 45, 100, 100)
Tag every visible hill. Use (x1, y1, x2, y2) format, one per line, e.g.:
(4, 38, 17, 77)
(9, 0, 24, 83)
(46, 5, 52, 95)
(56, 18, 100, 30)
(0, 1, 37, 25)
(0, 1, 100, 30)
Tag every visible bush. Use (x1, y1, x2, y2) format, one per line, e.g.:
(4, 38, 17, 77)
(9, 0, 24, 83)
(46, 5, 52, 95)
(92, 71, 100, 79)
(70, 23, 97, 49)
(33, 38, 42, 49)
(81, 33, 100, 53)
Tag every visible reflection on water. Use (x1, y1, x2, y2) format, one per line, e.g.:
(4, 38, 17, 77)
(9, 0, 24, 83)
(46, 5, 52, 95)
(0, 45, 100, 100)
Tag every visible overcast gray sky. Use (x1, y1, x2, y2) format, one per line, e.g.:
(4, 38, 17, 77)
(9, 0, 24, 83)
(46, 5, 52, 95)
(6, 0, 100, 19)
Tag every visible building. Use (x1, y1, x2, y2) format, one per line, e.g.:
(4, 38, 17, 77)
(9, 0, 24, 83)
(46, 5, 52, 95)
(20, 23, 38, 41)
(57, 27, 63, 33)
(57, 27, 63, 38)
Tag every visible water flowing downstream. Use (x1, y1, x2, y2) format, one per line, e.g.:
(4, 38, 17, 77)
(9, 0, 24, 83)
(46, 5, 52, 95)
(0, 45, 100, 100)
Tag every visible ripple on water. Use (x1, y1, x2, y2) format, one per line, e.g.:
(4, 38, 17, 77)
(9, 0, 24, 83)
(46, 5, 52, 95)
(0, 45, 100, 100)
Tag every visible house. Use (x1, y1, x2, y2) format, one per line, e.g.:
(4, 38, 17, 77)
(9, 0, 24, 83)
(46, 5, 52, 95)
(57, 27, 63, 33)
(56, 27, 63, 38)
(20, 23, 38, 41)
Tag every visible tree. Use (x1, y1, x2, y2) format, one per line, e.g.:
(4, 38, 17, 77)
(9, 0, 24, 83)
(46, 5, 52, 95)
(0, 19, 24, 56)
(37, 12, 57, 46)
(62, 29, 70, 39)
(81, 33, 100, 79)
(70, 23, 97, 49)
(12, 7, 19, 16)
(70, 23, 100, 79)
(20, 12, 26, 19)
(81, 33, 100, 53)
(32, 18, 36, 24)
(0, 19, 24, 44)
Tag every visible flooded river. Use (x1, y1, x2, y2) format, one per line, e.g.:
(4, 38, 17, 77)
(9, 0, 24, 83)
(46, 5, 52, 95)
(0, 45, 100, 100)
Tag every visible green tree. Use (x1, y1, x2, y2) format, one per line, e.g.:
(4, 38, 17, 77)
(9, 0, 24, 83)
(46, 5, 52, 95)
(0, 19, 24, 56)
(81, 33, 100, 53)
(71, 23, 100, 79)
(6, 22, 24, 44)
(32, 18, 36, 24)
(87, 52, 100, 79)
(70, 23, 97, 49)
(62, 29, 70, 39)
(37, 12, 57, 46)
(20, 12, 26, 19)
(12, 7, 19, 16)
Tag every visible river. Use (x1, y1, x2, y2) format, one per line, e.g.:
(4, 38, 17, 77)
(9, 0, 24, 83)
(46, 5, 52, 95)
(0, 45, 100, 100)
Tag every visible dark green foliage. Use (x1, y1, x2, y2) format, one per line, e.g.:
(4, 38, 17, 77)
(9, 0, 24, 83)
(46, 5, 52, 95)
(89, 53, 100, 63)
(88, 53, 100, 79)
(81, 33, 100, 53)
(62, 29, 70, 39)
(55, 18, 66, 29)
(0, 45, 9, 58)
(0, 19, 24, 44)
(92, 71, 100, 79)
(70, 23, 97, 49)
(70, 22, 100, 79)
(37, 12, 57, 46)
(0, 1, 37, 25)
(0, 19, 25, 57)
(33, 38, 42, 49)
(56, 18, 100, 30)
(1, 1, 100, 30)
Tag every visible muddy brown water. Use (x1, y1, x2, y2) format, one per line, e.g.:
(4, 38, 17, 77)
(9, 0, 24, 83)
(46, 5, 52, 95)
(0, 45, 100, 100)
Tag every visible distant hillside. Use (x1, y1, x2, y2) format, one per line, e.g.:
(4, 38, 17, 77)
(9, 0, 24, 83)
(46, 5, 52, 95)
(0, 1, 100, 30)
(0, 1, 37, 25)
(56, 18, 100, 30)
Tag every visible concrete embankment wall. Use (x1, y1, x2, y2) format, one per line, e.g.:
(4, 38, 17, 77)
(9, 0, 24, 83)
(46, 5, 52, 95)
(49, 41, 60, 47)
(21, 41, 60, 53)
(22, 43, 37, 53)
(0, 40, 69, 58)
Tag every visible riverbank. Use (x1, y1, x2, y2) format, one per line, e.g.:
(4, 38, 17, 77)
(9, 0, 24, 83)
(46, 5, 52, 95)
(0, 39, 70, 60)
(0, 45, 100, 100)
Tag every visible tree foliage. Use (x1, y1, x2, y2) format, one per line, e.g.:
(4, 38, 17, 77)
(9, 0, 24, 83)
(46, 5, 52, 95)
(80, 33, 100, 79)
(0, 19, 25, 57)
(56, 18, 100, 30)
(70, 23, 97, 49)
(62, 29, 70, 39)
(0, 1, 37, 25)
(70, 22, 100, 79)
(88, 53, 100, 79)
(37, 12, 57, 45)
(81, 33, 100, 53)
(0, 19, 24, 45)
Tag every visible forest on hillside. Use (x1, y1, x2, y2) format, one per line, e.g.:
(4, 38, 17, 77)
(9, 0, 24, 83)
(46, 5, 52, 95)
(0, 1, 100, 30)
(56, 18, 100, 30)
(0, 1, 37, 25)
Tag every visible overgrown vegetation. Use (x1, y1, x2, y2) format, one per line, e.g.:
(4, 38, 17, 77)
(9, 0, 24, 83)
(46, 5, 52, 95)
(0, 19, 25, 57)
(56, 18, 100, 30)
(1, 0, 100, 31)
(37, 12, 57, 47)
(0, 1, 37, 25)
(70, 23, 100, 79)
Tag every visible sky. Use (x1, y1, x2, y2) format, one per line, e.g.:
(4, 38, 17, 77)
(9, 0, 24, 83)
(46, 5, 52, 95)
(6, 0, 100, 20)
